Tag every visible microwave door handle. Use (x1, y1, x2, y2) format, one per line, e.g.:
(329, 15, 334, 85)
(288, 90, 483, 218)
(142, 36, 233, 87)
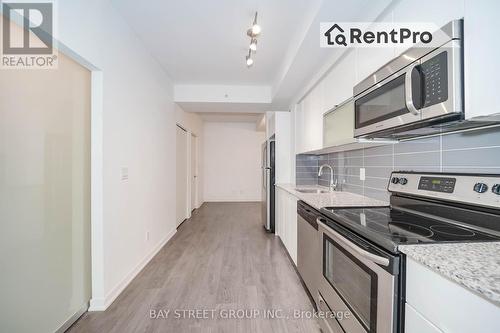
(317, 218, 390, 267)
(405, 61, 420, 116)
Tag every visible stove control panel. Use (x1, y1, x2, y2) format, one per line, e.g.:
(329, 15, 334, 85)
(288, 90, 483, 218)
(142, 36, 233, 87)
(389, 172, 500, 209)
(418, 176, 456, 193)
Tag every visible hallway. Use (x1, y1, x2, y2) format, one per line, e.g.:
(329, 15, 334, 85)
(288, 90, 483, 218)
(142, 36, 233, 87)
(69, 202, 320, 332)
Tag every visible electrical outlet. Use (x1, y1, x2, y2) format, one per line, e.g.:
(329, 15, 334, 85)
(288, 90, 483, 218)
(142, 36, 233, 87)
(360, 168, 366, 181)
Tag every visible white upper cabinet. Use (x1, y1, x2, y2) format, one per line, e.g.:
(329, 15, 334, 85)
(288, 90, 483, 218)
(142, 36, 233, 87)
(392, 0, 464, 26)
(296, 81, 325, 154)
(392, 0, 465, 56)
(323, 100, 355, 148)
(356, 9, 395, 84)
(309, 81, 326, 150)
(294, 102, 305, 154)
(463, 0, 500, 119)
(324, 50, 356, 109)
(302, 93, 315, 152)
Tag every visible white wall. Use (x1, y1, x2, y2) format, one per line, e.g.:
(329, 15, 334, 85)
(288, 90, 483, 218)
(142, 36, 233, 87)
(203, 122, 265, 202)
(175, 104, 204, 208)
(56, 1, 177, 310)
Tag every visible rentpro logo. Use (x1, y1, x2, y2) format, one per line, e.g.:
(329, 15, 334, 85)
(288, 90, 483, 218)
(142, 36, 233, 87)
(320, 22, 441, 48)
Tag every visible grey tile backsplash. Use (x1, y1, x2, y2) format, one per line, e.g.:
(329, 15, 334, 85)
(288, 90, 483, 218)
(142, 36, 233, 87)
(296, 126, 500, 202)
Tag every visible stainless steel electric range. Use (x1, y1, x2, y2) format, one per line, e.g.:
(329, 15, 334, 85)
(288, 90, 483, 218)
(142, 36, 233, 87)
(315, 171, 500, 333)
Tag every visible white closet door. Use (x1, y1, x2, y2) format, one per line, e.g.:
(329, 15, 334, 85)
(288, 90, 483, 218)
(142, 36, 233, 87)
(0, 22, 91, 332)
(190, 134, 197, 211)
(176, 126, 188, 226)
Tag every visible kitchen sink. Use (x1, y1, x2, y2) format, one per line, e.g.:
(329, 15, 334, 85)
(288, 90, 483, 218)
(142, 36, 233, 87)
(295, 188, 331, 194)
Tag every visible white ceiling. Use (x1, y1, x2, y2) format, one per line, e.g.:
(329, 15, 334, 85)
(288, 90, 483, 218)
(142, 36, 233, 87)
(111, 0, 393, 113)
(110, 0, 316, 85)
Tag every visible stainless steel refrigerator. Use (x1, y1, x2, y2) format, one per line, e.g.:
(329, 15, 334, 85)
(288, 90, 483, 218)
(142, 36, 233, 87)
(261, 138, 275, 232)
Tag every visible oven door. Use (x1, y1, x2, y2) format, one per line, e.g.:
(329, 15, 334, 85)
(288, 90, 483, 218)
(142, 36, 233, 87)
(354, 40, 462, 138)
(317, 218, 399, 333)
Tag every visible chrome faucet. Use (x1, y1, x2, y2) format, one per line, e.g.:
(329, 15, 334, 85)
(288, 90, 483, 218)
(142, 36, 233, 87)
(318, 164, 337, 191)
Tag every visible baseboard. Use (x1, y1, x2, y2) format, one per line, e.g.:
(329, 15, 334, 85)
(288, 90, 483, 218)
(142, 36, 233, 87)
(88, 227, 177, 312)
(204, 198, 261, 202)
(55, 302, 88, 333)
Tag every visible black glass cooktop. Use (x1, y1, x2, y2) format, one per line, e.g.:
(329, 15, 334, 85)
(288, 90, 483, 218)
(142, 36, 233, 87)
(320, 206, 500, 254)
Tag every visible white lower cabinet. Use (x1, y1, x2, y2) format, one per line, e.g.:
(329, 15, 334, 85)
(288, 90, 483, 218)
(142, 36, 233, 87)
(405, 303, 442, 333)
(275, 187, 298, 264)
(405, 257, 500, 333)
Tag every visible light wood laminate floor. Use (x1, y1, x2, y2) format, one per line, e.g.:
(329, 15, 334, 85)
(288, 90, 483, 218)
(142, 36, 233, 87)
(69, 202, 320, 333)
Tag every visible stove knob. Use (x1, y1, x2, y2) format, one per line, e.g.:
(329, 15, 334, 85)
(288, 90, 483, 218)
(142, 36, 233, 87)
(473, 182, 488, 194)
(399, 178, 408, 185)
(391, 177, 400, 184)
(492, 184, 500, 195)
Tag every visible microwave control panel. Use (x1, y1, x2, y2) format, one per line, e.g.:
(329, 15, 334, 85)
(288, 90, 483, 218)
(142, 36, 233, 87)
(421, 51, 448, 107)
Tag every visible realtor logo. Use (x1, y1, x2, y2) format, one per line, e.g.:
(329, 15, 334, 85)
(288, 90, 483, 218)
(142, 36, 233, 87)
(1, 1, 57, 69)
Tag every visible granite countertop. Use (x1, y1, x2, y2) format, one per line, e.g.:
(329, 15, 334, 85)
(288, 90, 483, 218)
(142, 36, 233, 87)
(275, 183, 388, 211)
(400, 242, 500, 306)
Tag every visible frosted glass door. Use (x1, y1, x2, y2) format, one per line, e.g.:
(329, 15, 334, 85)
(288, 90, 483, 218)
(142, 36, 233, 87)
(0, 48, 91, 331)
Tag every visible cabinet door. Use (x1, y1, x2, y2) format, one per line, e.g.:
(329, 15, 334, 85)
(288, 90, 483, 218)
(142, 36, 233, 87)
(393, 0, 464, 27)
(302, 88, 323, 152)
(275, 188, 283, 237)
(406, 257, 500, 333)
(282, 191, 289, 250)
(310, 82, 325, 151)
(392, 0, 464, 56)
(287, 195, 298, 264)
(323, 100, 355, 148)
(324, 50, 356, 109)
(405, 303, 443, 333)
(355, 8, 394, 84)
(463, 0, 500, 119)
(279, 189, 288, 241)
(294, 102, 305, 154)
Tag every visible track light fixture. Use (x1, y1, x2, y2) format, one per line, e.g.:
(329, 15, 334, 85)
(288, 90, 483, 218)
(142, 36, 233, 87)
(249, 38, 257, 52)
(246, 12, 261, 38)
(246, 50, 253, 67)
(245, 12, 260, 68)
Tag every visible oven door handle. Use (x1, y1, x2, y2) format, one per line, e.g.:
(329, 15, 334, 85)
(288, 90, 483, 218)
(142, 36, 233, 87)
(317, 218, 390, 267)
(405, 61, 420, 116)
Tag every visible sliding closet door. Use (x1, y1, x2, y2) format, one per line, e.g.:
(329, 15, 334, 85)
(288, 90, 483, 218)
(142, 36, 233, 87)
(0, 50, 91, 331)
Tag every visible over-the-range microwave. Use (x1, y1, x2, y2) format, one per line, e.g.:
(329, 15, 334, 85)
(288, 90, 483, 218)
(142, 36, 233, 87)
(353, 19, 465, 139)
